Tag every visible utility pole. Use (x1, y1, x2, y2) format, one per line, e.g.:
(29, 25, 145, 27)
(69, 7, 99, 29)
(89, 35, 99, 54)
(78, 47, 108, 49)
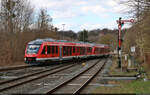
(83, 30, 85, 42)
(116, 17, 134, 69)
(62, 24, 65, 40)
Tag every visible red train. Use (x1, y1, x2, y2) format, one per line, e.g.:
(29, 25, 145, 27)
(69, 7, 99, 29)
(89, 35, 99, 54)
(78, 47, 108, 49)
(24, 38, 110, 64)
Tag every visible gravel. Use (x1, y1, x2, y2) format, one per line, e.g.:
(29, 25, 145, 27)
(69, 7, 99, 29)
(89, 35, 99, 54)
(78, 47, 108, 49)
(80, 58, 113, 94)
(1, 59, 98, 94)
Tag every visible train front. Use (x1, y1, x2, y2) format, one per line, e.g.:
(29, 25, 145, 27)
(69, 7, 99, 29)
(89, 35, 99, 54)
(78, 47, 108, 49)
(24, 40, 42, 64)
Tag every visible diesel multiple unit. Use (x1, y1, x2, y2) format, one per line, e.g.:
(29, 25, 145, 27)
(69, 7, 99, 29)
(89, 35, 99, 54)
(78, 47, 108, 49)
(24, 38, 110, 64)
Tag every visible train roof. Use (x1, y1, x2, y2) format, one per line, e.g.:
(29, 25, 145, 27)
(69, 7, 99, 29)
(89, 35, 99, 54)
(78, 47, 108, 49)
(28, 38, 56, 44)
(28, 38, 109, 48)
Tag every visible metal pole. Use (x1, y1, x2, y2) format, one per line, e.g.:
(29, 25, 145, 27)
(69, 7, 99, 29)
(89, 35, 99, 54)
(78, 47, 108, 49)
(116, 18, 134, 70)
(83, 30, 84, 42)
(62, 24, 65, 40)
(118, 17, 122, 69)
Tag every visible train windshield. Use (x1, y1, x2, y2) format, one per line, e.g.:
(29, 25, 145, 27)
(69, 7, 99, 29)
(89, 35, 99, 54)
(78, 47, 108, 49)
(27, 44, 40, 54)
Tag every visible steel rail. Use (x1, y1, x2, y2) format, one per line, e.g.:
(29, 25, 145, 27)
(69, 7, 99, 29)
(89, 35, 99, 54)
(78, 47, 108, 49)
(46, 59, 101, 94)
(0, 65, 35, 72)
(0, 64, 75, 92)
(0, 64, 64, 85)
(73, 60, 106, 94)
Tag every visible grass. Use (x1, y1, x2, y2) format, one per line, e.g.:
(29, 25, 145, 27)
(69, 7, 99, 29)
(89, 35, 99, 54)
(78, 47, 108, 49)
(93, 79, 150, 94)
(109, 56, 138, 76)
(92, 56, 150, 94)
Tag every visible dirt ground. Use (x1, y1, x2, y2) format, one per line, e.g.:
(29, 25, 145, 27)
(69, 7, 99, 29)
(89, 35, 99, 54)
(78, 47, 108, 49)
(145, 53, 150, 67)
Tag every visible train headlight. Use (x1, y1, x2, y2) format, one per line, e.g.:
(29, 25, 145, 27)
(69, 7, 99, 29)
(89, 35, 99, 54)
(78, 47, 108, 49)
(24, 58, 26, 61)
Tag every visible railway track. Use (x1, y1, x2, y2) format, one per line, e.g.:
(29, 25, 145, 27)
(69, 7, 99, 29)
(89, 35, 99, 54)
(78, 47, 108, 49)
(0, 59, 106, 94)
(30, 59, 106, 94)
(46, 59, 106, 94)
(0, 64, 35, 72)
(0, 63, 75, 92)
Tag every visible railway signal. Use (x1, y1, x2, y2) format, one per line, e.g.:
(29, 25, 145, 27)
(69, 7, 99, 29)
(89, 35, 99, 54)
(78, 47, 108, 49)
(116, 17, 134, 69)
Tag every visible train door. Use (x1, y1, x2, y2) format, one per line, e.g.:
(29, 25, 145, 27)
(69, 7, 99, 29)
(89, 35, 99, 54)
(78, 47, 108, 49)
(55, 46, 59, 57)
(51, 46, 55, 57)
(72, 46, 75, 57)
(92, 46, 95, 55)
(47, 45, 51, 58)
(41, 45, 47, 58)
(59, 46, 62, 60)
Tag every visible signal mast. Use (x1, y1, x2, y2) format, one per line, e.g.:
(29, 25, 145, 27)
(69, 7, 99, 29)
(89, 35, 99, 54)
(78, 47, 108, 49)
(116, 17, 134, 69)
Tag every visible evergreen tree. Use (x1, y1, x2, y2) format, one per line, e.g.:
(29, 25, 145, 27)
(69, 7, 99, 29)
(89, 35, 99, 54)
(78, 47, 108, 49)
(78, 29, 88, 42)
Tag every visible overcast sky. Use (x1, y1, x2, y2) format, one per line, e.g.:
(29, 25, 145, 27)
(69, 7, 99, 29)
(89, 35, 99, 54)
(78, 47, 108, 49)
(31, 0, 130, 32)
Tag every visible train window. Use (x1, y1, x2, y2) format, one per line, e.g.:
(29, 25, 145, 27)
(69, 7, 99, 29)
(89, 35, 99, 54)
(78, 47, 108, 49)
(82, 47, 84, 55)
(87, 47, 89, 53)
(68, 47, 70, 56)
(56, 46, 58, 54)
(77, 47, 79, 53)
(73, 47, 75, 53)
(47, 46, 50, 54)
(80, 47, 82, 55)
(66, 47, 68, 56)
(63, 47, 65, 56)
(41, 46, 46, 54)
(50, 46, 52, 54)
(65, 46, 67, 56)
(63, 46, 67, 56)
(68, 47, 70, 55)
(66, 46, 68, 56)
(52, 46, 55, 54)
(83, 47, 85, 54)
(88, 47, 89, 53)
(82, 47, 83, 54)
(66, 47, 68, 55)
(89, 48, 90, 53)
(67, 47, 70, 55)
(70, 47, 72, 55)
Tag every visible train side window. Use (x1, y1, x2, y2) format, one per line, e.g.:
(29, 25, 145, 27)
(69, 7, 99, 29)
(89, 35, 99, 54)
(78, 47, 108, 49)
(70, 47, 72, 55)
(56, 46, 58, 54)
(90, 48, 91, 52)
(68, 47, 69, 56)
(65, 46, 66, 56)
(66, 47, 68, 55)
(47, 46, 50, 54)
(63, 46, 65, 56)
(65, 46, 67, 56)
(63, 46, 67, 56)
(80, 47, 82, 54)
(41, 46, 46, 54)
(73, 47, 75, 53)
(68, 47, 69, 55)
(50, 46, 52, 54)
(77, 47, 79, 53)
(68, 47, 70, 56)
(52, 46, 55, 54)
(82, 47, 84, 54)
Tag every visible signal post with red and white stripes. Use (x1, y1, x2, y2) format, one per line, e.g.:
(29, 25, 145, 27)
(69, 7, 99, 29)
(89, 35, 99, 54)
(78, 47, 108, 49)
(116, 17, 134, 69)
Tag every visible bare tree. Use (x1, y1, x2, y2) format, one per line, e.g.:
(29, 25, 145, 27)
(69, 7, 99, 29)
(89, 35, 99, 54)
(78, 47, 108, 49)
(0, 0, 34, 63)
(37, 8, 53, 32)
(123, 0, 150, 63)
